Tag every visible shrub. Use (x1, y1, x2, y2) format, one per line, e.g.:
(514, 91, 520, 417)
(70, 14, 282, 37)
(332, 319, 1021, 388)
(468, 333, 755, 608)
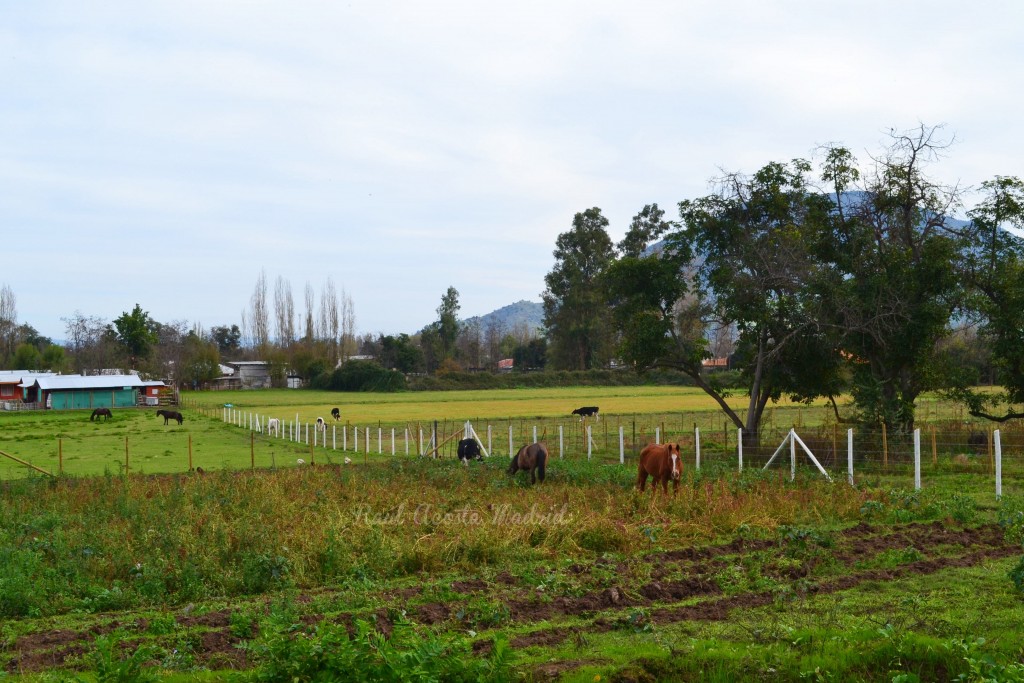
(312, 360, 406, 392)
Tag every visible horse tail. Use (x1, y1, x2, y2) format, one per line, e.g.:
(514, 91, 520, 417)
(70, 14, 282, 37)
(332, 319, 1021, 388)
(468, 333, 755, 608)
(536, 447, 546, 483)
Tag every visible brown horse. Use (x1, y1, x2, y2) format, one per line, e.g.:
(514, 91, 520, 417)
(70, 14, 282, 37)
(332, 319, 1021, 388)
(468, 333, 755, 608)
(509, 442, 547, 484)
(637, 443, 683, 495)
(156, 409, 184, 425)
(90, 408, 112, 421)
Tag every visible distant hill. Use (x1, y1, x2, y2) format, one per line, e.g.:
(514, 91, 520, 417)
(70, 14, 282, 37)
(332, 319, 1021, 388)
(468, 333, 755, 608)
(462, 300, 544, 336)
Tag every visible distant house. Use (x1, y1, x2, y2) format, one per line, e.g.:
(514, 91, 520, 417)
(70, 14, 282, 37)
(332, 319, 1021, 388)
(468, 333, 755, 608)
(224, 361, 271, 389)
(497, 359, 514, 372)
(701, 357, 731, 372)
(0, 371, 57, 407)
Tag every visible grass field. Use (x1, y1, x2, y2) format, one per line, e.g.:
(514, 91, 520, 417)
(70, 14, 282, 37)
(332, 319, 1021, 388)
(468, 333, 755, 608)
(2, 388, 1024, 680)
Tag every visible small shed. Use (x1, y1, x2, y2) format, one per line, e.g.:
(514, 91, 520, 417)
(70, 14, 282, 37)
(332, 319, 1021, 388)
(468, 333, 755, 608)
(29, 375, 152, 410)
(225, 361, 271, 389)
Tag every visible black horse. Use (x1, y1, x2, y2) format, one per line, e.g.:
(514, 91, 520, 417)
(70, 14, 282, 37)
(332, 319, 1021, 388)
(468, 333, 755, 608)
(90, 408, 112, 421)
(156, 409, 184, 425)
(509, 442, 547, 484)
(331, 407, 341, 420)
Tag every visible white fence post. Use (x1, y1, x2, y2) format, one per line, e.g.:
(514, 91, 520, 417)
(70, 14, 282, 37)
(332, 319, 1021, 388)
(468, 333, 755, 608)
(847, 428, 854, 486)
(790, 428, 796, 481)
(619, 426, 625, 464)
(559, 425, 563, 459)
(487, 425, 492, 455)
(391, 428, 395, 455)
(305, 423, 309, 445)
(655, 426, 660, 444)
(508, 425, 513, 457)
(378, 427, 382, 454)
(333, 426, 336, 450)
(533, 425, 537, 444)
(695, 427, 701, 470)
(366, 427, 370, 454)
(355, 426, 359, 452)
(587, 425, 592, 460)
(995, 429, 1003, 499)
(914, 428, 921, 490)
(737, 428, 743, 472)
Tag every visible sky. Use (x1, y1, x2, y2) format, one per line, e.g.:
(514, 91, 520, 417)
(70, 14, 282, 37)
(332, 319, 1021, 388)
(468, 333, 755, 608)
(2, 1, 1023, 342)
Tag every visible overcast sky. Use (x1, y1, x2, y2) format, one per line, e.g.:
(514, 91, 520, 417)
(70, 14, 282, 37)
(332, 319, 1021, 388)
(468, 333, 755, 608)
(3, 1, 1022, 341)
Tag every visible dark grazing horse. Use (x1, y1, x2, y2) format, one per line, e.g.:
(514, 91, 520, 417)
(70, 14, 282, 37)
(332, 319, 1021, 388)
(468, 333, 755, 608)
(331, 407, 341, 420)
(90, 408, 112, 421)
(637, 443, 683, 495)
(572, 406, 599, 419)
(457, 438, 483, 462)
(509, 442, 547, 484)
(156, 409, 184, 425)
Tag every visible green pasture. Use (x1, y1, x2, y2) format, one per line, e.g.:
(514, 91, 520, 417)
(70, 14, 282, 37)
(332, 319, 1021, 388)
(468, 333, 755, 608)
(184, 386, 863, 424)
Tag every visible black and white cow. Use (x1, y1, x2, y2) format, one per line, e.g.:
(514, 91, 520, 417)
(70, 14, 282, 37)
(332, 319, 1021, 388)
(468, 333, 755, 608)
(571, 406, 599, 419)
(457, 438, 483, 462)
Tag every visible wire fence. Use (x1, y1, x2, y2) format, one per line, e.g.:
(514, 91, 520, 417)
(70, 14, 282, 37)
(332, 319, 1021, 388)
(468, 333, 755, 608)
(2, 401, 1022, 500)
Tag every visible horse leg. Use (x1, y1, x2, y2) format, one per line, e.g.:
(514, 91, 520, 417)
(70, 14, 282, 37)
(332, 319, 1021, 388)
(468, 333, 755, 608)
(637, 468, 648, 492)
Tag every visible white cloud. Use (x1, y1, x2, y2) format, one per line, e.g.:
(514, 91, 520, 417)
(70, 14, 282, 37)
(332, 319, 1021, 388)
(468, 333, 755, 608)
(3, 1, 1023, 338)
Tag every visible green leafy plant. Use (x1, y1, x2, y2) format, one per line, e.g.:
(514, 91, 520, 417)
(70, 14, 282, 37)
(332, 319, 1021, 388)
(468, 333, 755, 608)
(90, 634, 159, 683)
(949, 637, 1024, 682)
(249, 618, 515, 682)
(1009, 555, 1024, 594)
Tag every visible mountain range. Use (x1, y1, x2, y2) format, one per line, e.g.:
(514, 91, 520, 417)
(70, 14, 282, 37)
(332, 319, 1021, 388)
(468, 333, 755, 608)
(461, 299, 544, 336)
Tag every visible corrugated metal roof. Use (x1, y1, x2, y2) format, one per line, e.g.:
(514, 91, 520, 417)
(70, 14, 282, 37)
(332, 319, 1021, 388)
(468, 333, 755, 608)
(0, 371, 57, 383)
(32, 375, 148, 391)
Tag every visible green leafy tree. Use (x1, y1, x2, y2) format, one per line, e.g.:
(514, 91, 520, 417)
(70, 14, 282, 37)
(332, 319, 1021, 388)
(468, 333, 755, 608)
(379, 333, 424, 373)
(512, 337, 547, 370)
(618, 203, 676, 257)
(40, 344, 68, 373)
(420, 287, 461, 374)
(11, 343, 41, 370)
(113, 304, 159, 370)
(609, 164, 843, 444)
(543, 207, 616, 370)
(816, 127, 966, 431)
(950, 176, 1024, 421)
(178, 331, 221, 388)
(437, 286, 460, 363)
(210, 324, 242, 356)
